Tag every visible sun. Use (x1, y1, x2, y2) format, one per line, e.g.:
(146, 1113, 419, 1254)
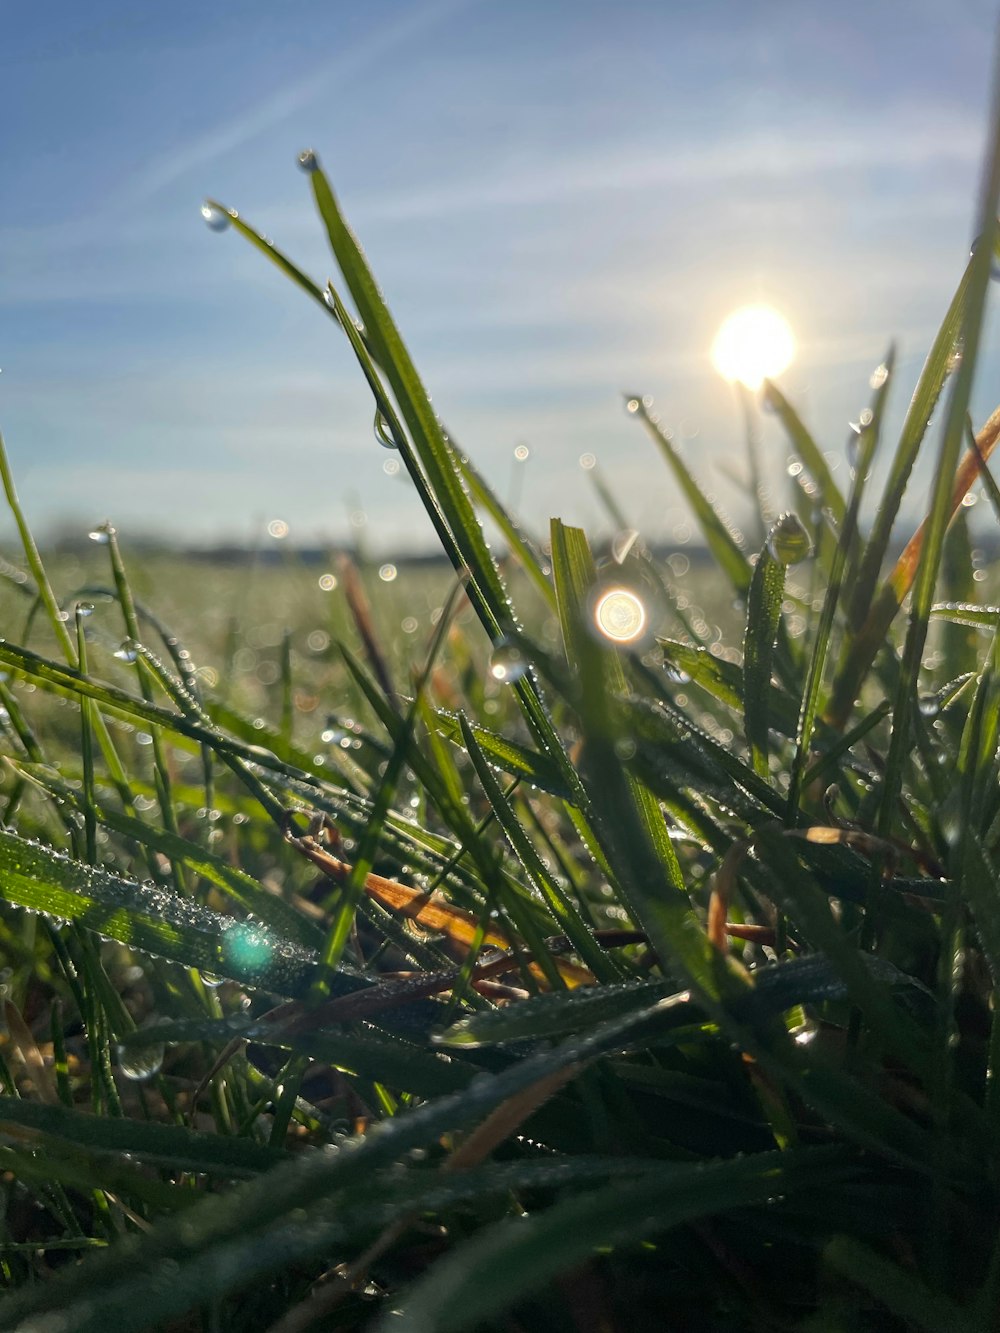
(710, 304, 796, 391)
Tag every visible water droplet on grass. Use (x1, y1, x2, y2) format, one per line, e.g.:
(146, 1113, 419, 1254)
(970, 228, 1000, 279)
(75, 602, 95, 618)
(579, 452, 597, 470)
(374, 409, 397, 449)
(766, 513, 812, 566)
(201, 203, 231, 233)
(117, 1039, 164, 1081)
(489, 637, 528, 683)
(297, 149, 319, 173)
(379, 564, 397, 583)
(88, 523, 114, 544)
(114, 640, 139, 664)
(918, 695, 941, 718)
(514, 443, 530, 461)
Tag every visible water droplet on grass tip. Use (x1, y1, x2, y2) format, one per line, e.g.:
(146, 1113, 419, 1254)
(918, 695, 941, 718)
(201, 203, 231, 232)
(489, 637, 528, 683)
(297, 149, 319, 173)
(514, 444, 530, 461)
(88, 523, 114, 544)
(75, 602, 95, 618)
(114, 640, 139, 664)
(624, 396, 642, 415)
(766, 513, 812, 566)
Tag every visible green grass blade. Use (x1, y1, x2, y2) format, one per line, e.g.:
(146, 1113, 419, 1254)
(382, 1148, 854, 1333)
(762, 381, 847, 527)
(626, 400, 753, 595)
(458, 714, 619, 982)
(743, 534, 790, 777)
(0, 1097, 281, 1178)
(0, 826, 352, 999)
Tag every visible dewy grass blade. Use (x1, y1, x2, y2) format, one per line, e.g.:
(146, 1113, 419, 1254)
(0, 827, 356, 1000)
(846, 258, 982, 637)
(872, 51, 1000, 928)
(762, 381, 847, 528)
(459, 714, 619, 982)
(743, 534, 789, 778)
(626, 399, 753, 595)
(302, 165, 586, 799)
(549, 520, 735, 1004)
(315, 573, 468, 986)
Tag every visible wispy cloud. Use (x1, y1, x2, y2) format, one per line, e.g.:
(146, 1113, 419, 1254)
(128, 0, 481, 202)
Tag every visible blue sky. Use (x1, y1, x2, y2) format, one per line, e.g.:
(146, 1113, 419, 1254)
(3, 0, 1000, 551)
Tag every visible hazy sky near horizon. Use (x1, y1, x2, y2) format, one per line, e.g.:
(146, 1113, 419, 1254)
(4, 0, 1000, 551)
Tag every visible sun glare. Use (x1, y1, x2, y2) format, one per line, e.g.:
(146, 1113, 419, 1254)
(710, 305, 795, 391)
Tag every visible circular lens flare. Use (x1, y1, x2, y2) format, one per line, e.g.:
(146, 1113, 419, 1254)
(710, 305, 795, 391)
(594, 588, 647, 644)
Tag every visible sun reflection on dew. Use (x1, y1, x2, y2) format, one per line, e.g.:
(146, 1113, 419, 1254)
(593, 588, 647, 644)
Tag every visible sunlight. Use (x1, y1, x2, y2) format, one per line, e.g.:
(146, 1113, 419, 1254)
(710, 304, 796, 391)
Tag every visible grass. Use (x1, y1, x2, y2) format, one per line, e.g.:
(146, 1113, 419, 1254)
(2, 96, 1000, 1333)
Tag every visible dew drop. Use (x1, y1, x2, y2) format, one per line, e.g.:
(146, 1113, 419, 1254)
(114, 640, 140, 664)
(970, 227, 1000, 280)
(766, 512, 812, 566)
(374, 409, 397, 450)
(88, 523, 114, 544)
(117, 1040, 164, 1082)
(624, 396, 642, 415)
(579, 452, 597, 470)
(918, 695, 941, 719)
(318, 573, 338, 591)
(201, 202, 231, 233)
(489, 637, 528, 684)
(297, 149, 319, 173)
(379, 563, 397, 583)
(267, 518, 289, 539)
(870, 363, 889, 390)
(75, 602, 95, 619)
(513, 444, 530, 462)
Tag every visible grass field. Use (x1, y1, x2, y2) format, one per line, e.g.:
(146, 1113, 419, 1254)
(3, 118, 1000, 1332)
